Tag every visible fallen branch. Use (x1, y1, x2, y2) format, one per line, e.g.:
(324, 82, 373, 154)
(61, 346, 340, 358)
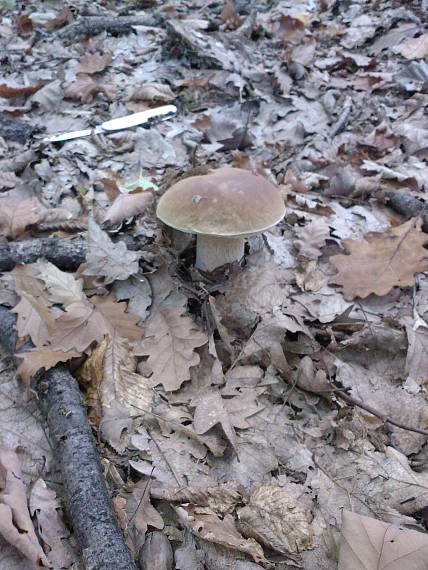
(0, 306, 138, 570)
(334, 386, 428, 437)
(0, 234, 142, 272)
(383, 189, 428, 233)
(57, 15, 159, 40)
(0, 113, 37, 144)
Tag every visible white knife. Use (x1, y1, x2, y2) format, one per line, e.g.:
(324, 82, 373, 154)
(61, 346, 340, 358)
(42, 104, 177, 143)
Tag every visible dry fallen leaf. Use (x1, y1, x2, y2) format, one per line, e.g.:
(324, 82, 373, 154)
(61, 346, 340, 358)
(16, 348, 80, 386)
(48, 296, 141, 352)
(396, 33, 428, 60)
(131, 82, 175, 102)
(331, 218, 428, 299)
(338, 510, 428, 570)
(35, 259, 85, 307)
(84, 218, 140, 284)
(75, 51, 113, 74)
(237, 485, 316, 556)
(29, 479, 75, 568)
(0, 197, 44, 239)
(156, 482, 243, 515)
(103, 189, 154, 226)
(64, 74, 115, 103)
(0, 447, 51, 568)
(137, 304, 207, 391)
(179, 507, 268, 566)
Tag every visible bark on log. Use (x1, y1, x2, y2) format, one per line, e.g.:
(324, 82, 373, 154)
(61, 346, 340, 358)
(57, 15, 159, 40)
(0, 113, 37, 144)
(385, 190, 428, 233)
(0, 306, 138, 570)
(0, 234, 143, 272)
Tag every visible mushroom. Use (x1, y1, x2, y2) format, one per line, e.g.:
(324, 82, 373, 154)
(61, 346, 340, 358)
(156, 167, 285, 271)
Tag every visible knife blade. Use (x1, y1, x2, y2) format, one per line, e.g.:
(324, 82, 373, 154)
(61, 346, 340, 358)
(42, 104, 177, 143)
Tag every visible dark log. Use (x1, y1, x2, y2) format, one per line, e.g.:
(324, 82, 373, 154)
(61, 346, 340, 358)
(0, 113, 37, 144)
(385, 190, 428, 233)
(57, 15, 160, 40)
(0, 234, 143, 272)
(0, 306, 138, 570)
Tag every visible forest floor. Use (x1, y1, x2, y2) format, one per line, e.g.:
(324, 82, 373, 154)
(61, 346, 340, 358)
(0, 0, 428, 569)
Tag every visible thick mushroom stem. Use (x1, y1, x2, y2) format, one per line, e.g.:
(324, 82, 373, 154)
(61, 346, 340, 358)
(196, 234, 245, 271)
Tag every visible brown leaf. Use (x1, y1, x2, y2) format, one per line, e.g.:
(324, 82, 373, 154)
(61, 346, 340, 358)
(35, 259, 85, 307)
(331, 218, 428, 300)
(131, 83, 175, 102)
(75, 52, 113, 75)
(0, 447, 51, 567)
(64, 74, 115, 103)
(156, 482, 243, 514)
(137, 305, 207, 391)
(0, 83, 42, 99)
(338, 510, 428, 569)
(103, 190, 154, 226)
(49, 296, 141, 353)
(192, 387, 238, 451)
(16, 348, 80, 386)
(45, 7, 74, 29)
(13, 14, 33, 36)
(0, 197, 44, 239)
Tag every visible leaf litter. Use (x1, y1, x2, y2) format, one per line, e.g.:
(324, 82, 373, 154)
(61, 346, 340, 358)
(1, 0, 428, 568)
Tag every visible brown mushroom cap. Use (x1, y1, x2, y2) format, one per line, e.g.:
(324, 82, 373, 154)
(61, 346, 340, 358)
(156, 167, 285, 237)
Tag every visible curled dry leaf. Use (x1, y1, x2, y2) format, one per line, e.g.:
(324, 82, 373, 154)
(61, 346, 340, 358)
(237, 485, 316, 556)
(338, 510, 428, 570)
(75, 51, 113, 74)
(0, 447, 51, 568)
(156, 482, 243, 515)
(331, 218, 428, 299)
(139, 531, 173, 570)
(179, 507, 268, 567)
(0, 197, 44, 239)
(29, 479, 75, 568)
(131, 82, 175, 102)
(103, 189, 154, 226)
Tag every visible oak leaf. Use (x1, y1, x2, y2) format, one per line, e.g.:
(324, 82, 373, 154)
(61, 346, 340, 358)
(338, 510, 428, 569)
(64, 74, 114, 103)
(137, 305, 207, 391)
(35, 259, 85, 307)
(84, 218, 140, 284)
(331, 218, 428, 300)
(49, 296, 141, 352)
(75, 51, 112, 74)
(131, 82, 175, 102)
(16, 348, 80, 386)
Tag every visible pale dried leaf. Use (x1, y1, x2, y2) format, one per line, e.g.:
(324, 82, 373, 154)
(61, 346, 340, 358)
(100, 400, 133, 453)
(396, 33, 428, 60)
(29, 479, 75, 568)
(137, 305, 207, 391)
(103, 336, 154, 412)
(132, 82, 175, 102)
(331, 218, 428, 300)
(0, 448, 50, 568)
(35, 259, 85, 307)
(193, 387, 238, 451)
(181, 508, 268, 566)
(103, 190, 154, 226)
(294, 218, 330, 260)
(112, 275, 152, 322)
(85, 218, 140, 284)
(338, 510, 428, 569)
(237, 485, 316, 555)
